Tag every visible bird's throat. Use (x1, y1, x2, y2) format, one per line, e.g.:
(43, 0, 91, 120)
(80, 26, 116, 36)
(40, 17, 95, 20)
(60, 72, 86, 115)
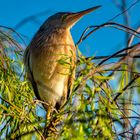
(45, 28, 75, 47)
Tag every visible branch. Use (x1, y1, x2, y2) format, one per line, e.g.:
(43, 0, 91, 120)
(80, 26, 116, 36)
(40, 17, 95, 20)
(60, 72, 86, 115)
(85, 53, 140, 60)
(128, 26, 140, 47)
(98, 42, 140, 66)
(112, 74, 140, 102)
(14, 10, 51, 30)
(76, 22, 140, 45)
(110, 0, 140, 22)
(0, 25, 26, 46)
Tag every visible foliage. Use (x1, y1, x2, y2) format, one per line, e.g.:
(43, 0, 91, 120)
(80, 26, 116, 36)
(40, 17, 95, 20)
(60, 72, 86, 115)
(0, 28, 44, 139)
(0, 20, 140, 140)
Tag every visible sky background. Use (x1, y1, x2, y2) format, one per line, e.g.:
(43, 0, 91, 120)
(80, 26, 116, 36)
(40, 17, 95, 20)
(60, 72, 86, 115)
(1, 0, 140, 57)
(0, 0, 140, 136)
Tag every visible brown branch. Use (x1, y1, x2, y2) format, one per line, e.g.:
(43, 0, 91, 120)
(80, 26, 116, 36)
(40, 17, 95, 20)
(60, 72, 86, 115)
(98, 42, 140, 66)
(65, 115, 140, 124)
(104, 69, 140, 75)
(128, 26, 140, 47)
(85, 54, 140, 60)
(76, 22, 140, 45)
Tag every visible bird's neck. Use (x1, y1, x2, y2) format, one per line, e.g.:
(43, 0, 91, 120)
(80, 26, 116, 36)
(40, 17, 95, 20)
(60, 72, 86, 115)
(46, 28, 74, 46)
(30, 27, 75, 49)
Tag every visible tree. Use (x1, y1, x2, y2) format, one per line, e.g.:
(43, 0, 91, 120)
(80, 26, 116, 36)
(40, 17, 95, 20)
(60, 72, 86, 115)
(0, 1, 140, 139)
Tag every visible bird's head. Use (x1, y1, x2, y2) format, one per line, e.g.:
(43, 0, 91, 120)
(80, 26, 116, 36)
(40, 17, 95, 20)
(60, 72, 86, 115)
(45, 6, 101, 29)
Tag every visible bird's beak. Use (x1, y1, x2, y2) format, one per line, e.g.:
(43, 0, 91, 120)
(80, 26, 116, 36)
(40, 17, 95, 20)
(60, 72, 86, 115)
(66, 6, 101, 27)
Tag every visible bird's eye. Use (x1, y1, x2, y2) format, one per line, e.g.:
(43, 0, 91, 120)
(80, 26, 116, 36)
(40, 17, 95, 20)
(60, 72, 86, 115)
(61, 14, 67, 22)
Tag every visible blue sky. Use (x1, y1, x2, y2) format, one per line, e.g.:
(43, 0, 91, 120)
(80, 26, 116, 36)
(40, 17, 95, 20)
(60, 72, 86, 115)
(1, 1, 140, 137)
(1, 0, 140, 57)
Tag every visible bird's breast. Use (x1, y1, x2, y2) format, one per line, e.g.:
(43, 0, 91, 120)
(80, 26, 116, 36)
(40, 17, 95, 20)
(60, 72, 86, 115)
(30, 30, 76, 106)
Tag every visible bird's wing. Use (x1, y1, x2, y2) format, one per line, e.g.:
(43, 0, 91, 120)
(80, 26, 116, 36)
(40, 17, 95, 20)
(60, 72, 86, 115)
(24, 47, 41, 100)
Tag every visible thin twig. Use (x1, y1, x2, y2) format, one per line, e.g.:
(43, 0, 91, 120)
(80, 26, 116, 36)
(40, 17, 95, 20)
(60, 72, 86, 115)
(76, 22, 140, 45)
(14, 10, 51, 30)
(110, 0, 140, 22)
(0, 25, 26, 46)
(113, 74, 140, 102)
(98, 43, 140, 66)
(84, 54, 140, 60)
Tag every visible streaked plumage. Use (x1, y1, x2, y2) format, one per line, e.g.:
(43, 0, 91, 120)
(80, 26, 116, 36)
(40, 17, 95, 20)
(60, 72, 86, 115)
(24, 6, 101, 117)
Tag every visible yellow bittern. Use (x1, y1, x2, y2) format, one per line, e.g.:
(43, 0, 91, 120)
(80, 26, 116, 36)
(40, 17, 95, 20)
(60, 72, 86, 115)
(24, 6, 100, 120)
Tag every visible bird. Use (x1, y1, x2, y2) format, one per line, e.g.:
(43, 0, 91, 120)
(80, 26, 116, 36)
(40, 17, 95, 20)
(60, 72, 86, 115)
(24, 6, 101, 121)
